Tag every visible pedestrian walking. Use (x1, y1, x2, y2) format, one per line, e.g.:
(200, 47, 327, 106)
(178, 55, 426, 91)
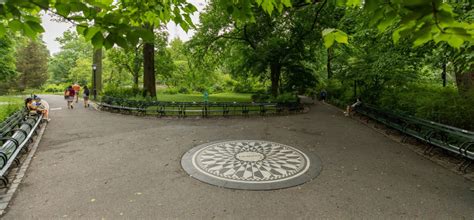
(65, 85, 76, 109)
(72, 83, 81, 103)
(320, 89, 327, 101)
(83, 86, 90, 108)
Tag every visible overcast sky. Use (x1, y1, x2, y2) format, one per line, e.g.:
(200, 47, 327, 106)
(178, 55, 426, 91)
(41, 0, 206, 55)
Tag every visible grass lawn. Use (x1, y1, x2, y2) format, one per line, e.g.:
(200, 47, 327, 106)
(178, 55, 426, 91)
(152, 93, 253, 103)
(0, 96, 24, 121)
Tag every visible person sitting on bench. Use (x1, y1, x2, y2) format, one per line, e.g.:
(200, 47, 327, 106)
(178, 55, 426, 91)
(25, 97, 50, 122)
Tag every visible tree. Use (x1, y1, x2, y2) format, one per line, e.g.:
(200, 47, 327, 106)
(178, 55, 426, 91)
(49, 30, 93, 83)
(16, 39, 49, 90)
(69, 57, 92, 86)
(154, 32, 175, 87)
(191, 0, 332, 96)
(0, 0, 471, 50)
(422, 2, 474, 95)
(107, 45, 143, 89)
(0, 36, 17, 94)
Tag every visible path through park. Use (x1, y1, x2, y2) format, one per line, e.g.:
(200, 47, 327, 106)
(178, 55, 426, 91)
(4, 95, 474, 219)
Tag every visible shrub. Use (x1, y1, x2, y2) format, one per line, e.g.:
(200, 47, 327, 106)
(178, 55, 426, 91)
(273, 92, 298, 103)
(251, 93, 271, 102)
(43, 84, 68, 93)
(103, 86, 142, 98)
(162, 87, 179, 94)
(178, 87, 190, 94)
(251, 92, 298, 103)
(0, 104, 22, 121)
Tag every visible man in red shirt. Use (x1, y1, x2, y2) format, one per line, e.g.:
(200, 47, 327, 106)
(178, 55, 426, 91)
(72, 83, 81, 103)
(65, 85, 76, 109)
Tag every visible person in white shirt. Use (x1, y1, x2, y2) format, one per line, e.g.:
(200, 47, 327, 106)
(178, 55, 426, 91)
(33, 96, 50, 122)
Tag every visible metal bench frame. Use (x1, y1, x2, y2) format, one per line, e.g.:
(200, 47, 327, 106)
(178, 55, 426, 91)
(355, 103, 474, 172)
(98, 96, 304, 117)
(0, 109, 43, 187)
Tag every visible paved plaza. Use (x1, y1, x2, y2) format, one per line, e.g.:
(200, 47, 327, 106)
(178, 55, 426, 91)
(4, 95, 474, 219)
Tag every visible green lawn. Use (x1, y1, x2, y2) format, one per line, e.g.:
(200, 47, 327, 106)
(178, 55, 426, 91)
(0, 96, 24, 121)
(152, 93, 253, 103)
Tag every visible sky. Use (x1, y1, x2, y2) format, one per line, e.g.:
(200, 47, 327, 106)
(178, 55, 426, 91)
(41, 0, 206, 55)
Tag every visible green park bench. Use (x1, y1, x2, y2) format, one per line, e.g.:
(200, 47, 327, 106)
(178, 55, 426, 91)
(354, 103, 474, 172)
(0, 109, 43, 187)
(0, 110, 27, 140)
(98, 96, 304, 118)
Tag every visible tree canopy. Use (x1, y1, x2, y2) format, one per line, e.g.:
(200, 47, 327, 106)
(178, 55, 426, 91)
(0, 0, 472, 50)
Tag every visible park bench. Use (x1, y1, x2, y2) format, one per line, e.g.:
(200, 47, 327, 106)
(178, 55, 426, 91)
(203, 102, 230, 117)
(0, 109, 42, 187)
(156, 102, 184, 117)
(98, 96, 304, 118)
(354, 103, 474, 172)
(181, 102, 207, 117)
(0, 110, 27, 139)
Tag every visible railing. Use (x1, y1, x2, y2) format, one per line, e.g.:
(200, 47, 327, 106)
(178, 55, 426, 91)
(98, 96, 304, 117)
(0, 109, 43, 186)
(354, 103, 474, 172)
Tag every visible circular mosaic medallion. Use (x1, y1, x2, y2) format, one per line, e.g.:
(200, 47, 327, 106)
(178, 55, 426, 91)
(181, 140, 322, 190)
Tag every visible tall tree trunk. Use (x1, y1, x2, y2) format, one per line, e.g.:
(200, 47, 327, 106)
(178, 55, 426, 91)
(132, 46, 141, 89)
(455, 68, 474, 95)
(441, 62, 447, 87)
(270, 62, 281, 97)
(92, 49, 103, 93)
(133, 73, 139, 89)
(143, 41, 156, 97)
(327, 48, 332, 79)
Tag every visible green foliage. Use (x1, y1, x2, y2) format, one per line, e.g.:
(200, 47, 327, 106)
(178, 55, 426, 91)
(273, 92, 298, 103)
(0, 0, 472, 51)
(43, 83, 68, 93)
(16, 39, 50, 90)
(0, 36, 17, 95)
(102, 86, 142, 98)
(161, 87, 180, 95)
(48, 30, 93, 84)
(339, 0, 474, 48)
(107, 45, 143, 88)
(121, 92, 252, 103)
(69, 57, 92, 85)
(251, 92, 298, 103)
(322, 28, 349, 48)
(0, 36, 16, 81)
(378, 85, 474, 130)
(191, 0, 330, 95)
(0, 96, 23, 121)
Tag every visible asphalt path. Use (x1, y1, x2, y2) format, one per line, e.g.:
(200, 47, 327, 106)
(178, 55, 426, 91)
(4, 95, 474, 219)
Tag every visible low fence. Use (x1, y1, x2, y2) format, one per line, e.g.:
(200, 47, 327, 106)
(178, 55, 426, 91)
(0, 109, 43, 186)
(98, 96, 304, 117)
(354, 103, 474, 172)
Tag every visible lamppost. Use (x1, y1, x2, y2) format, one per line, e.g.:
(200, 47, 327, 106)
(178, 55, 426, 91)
(92, 64, 97, 100)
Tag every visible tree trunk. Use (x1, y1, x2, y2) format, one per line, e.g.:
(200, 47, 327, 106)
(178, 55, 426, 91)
(133, 73, 139, 89)
(455, 69, 474, 95)
(270, 63, 281, 97)
(441, 62, 447, 87)
(143, 41, 156, 97)
(92, 49, 103, 93)
(132, 46, 141, 89)
(327, 48, 332, 79)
